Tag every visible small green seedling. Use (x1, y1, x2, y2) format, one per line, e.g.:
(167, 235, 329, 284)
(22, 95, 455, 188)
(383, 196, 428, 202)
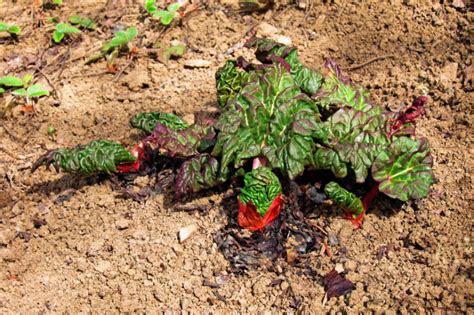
(0, 74, 32, 94)
(0, 22, 21, 37)
(53, 23, 80, 43)
(145, 1, 181, 25)
(69, 15, 96, 30)
(47, 126, 57, 141)
(154, 42, 186, 64)
(102, 26, 138, 52)
(12, 84, 49, 102)
(86, 27, 138, 71)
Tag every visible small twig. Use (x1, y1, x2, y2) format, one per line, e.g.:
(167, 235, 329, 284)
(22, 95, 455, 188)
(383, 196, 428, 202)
(37, 68, 59, 99)
(113, 58, 135, 82)
(345, 54, 395, 71)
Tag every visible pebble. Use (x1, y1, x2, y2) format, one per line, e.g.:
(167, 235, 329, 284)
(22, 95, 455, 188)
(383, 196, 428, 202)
(179, 224, 198, 243)
(184, 59, 212, 68)
(439, 62, 458, 87)
(115, 219, 130, 230)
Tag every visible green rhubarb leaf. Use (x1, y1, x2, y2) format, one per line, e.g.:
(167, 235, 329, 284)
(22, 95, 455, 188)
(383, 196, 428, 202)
(372, 136, 433, 201)
(312, 107, 391, 183)
(175, 153, 221, 198)
(212, 64, 321, 179)
(32, 140, 136, 174)
(0, 87, 5, 93)
(215, 60, 249, 107)
(130, 112, 189, 134)
(324, 181, 364, 216)
(0, 23, 7, 32)
(0, 76, 24, 87)
(314, 62, 371, 112)
(246, 37, 323, 95)
(146, 115, 216, 158)
(239, 167, 282, 217)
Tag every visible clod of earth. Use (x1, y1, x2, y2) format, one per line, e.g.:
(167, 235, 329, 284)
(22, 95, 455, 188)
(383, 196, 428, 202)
(32, 37, 434, 233)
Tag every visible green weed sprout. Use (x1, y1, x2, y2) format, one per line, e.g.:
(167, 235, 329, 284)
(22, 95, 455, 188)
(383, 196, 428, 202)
(53, 23, 80, 43)
(0, 74, 32, 95)
(85, 27, 138, 70)
(145, 1, 181, 25)
(69, 15, 96, 30)
(0, 22, 21, 37)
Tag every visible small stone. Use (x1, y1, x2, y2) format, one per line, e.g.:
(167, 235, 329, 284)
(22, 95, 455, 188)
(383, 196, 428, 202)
(269, 34, 292, 46)
(451, 0, 466, 9)
(115, 219, 130, 230)
(256, 22, 279, 37)
(184, 59, 212, 68)
(344, 260, 357, 271)
(178, 224, 198, 243)
(439, 62, 458, 87)
(94, 260, 111, 273)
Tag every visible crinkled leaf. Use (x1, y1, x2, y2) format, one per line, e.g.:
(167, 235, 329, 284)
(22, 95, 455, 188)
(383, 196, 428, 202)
(213, 64, 321, 179)
(324, 181, 364, 216)
(175, 154, 221, 198)
(0, 76, 24, 87)
(109, 31, 128, 47)
(130, 112, 189, 134)
(146, 117, 216, 158)
(239, 167, 282, 216)
(312, 107, 391, 183)
(246, 37, 323, 95)
(314, 61, 371, 112)
(26, 84, 49, 98)
(372, 136, 433, 201)
(215, 60, 249, 107)
(32, 140, 136, 174)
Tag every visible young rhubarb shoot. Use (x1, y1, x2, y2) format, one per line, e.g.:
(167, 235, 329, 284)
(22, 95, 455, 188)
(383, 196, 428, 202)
(238, 166, 283, 231)
(32, 140, 136, 174)
(146, 1, 181, 25)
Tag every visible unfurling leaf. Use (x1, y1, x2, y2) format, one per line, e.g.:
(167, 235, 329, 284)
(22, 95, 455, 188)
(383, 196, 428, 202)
(146, 117, 216, 158)
(31, 140, 136, 174)
(175, 154, 221, 198)
(239, 167, 282, 216)
(130, 112, 189, 134)
(213, 64, 321, 179)
(246, 37, 323, 95)
(372, 136, 433, 202)
(324, 181, 364, 216)
(215, 60, 249, 107)
(314, 61, 371, 112)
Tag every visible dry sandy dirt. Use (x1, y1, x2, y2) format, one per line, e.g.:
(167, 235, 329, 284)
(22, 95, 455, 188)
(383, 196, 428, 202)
(0, 0, 473, 313)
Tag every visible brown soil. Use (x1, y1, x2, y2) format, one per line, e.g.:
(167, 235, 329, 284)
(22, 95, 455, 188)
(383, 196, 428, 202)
(0, 0, 472, 313)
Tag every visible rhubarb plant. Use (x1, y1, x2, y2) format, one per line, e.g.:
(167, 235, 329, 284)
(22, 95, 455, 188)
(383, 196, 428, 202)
(33, 37, 434, 231)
